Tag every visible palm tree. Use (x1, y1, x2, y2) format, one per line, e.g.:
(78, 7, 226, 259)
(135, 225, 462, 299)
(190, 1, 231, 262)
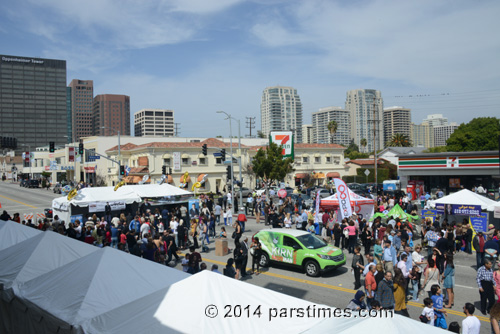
(327, 120, 338, 144)
(360, 138, 367, 153)
(386, 133, 412, 147)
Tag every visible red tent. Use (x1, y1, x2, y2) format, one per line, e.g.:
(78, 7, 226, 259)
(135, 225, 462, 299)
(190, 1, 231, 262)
(320, 189, 375, 220)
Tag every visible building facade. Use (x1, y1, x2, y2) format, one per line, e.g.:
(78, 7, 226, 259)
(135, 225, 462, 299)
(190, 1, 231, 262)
(301, 124, 313, 144)
(383, 106, 411, 146)
(0, 54, 67, 153)
(68, 79, 94, 142)
(411, 122, 434, 148)
(345, 89, 384, 153)
(423, 113, 448, 127)
(260, 86, 303, 143)
(93, 94, 130, 136)
(312, 106, 351, 146)
(134, 109, 175, 137)
(434, 123, 459, 147)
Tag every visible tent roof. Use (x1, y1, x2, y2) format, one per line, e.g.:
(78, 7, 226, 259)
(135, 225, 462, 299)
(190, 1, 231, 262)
(81, 270, 326, 334)
(321, 189, 374, 205)
(0, 220, 42, 252)
(303, 311, 447, 334)
(52, 184, 192, 209)
(0, 231, 98, 293)
(18, 247, 189, 326)
(433, 189, 497, 210)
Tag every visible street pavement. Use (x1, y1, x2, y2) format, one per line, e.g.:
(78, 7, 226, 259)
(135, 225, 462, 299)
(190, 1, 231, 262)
(0, 183, 493, 333)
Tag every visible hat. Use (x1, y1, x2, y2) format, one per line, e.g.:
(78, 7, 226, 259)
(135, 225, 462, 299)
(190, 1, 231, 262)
(489, 224, 494, 229)
(390, 230, 396, 235)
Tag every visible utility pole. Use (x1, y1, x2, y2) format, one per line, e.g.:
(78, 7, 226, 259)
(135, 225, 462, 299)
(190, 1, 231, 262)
(246, 117, 256, 138)
(372, 98, 380, 207)
(174, 123, 181, 137)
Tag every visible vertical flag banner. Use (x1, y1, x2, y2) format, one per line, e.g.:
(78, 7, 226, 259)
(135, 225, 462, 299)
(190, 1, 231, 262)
(334, 178, 353, 219)
(69, 147, 75, 162)
(314, 190, 321, 223)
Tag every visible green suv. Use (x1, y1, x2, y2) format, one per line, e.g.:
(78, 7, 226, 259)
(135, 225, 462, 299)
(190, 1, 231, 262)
(253, 229, 345, 277)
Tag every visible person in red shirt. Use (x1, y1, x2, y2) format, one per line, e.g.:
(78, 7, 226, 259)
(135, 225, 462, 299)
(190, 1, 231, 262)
(365, 264, 377, 309)
(237, 213, 247, 233)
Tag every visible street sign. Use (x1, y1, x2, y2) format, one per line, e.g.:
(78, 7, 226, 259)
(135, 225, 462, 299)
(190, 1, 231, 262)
(364, 169, 370, 176)
(88, 155, 100, 160)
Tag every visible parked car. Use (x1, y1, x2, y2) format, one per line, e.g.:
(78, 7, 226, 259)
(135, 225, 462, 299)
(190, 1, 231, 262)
(311, 188, 332, 199)
(234, 187, 252, 198)
(291, 194, 313, 209)
(253, 229, 345, 277)
(27, 180, 40, 188)
(20, 179, 29, 187)
(53, 183, 63, 194)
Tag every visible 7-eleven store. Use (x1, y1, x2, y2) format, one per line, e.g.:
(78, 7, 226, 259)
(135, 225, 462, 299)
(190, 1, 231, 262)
(398, 150, 500, 196)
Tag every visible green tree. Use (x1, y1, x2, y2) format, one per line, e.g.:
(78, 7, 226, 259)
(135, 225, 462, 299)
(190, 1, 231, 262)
(423, 146, 447, 153)
(327, 120, 338, 144)
(344, 139, 369, 160)
(257, 130, 265, 139)
(386, 133, 412, 147)
(252, 142, 294, 187)
(360, 138, 367, 153)
(446, 117, 500, 151)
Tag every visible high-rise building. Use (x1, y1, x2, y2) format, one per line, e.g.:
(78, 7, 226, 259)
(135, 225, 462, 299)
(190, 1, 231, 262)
(134, 109, 175, 137)
(434, 123, 459, 147)
(411, 123, 434, 148)
(0, 54, 67, 152)
(66, 87, 72, 143)
(93, 94, 130, 136)
(383, 106, 411, 146)
(423, 114, 448, 127)
(260, 86, 303, 143)
(68, 79, 94, 142)
(301, 124, 314, 144)
(312, 107, 351, 146)
(345, 89, 383, 152)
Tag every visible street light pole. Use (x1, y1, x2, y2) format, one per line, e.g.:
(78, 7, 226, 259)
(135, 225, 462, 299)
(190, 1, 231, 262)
(101, 126, 121, 182)
(217, 111, 235, 215)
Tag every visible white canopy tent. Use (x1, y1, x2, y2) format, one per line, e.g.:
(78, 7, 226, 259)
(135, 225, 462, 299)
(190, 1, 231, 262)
(80, 270, 327, 334)
(52, 184, 193, 223)
(432, 189, 497, 210)
(0, 220, 42, 252)
(13, 247, 189, 334)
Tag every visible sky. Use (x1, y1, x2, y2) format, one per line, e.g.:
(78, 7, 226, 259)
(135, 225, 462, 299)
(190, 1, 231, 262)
(1, 0, 499, 138)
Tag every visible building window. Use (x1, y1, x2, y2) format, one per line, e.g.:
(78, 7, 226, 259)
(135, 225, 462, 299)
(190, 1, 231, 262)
(216, 157, 223, 165)
(315, 157, 321, 163)
(163, 158, 171, 166)
(303, 157, 308, 163)
(182, 158, 189, 165)
(326, 156, 332, 163)
(199, 157, 207, 165)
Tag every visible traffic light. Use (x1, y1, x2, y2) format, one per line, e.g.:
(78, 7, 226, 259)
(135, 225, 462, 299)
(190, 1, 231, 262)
(162, 165, 167, 175)
(202, 144, 207, 156)
(49, 141, 55, 152)
(226, 166, 232, 180)
(169, 167, 172, 175)
(120, 165, 125, 176)
(78, 142, 84, 155)
(221, 148, 226, 161)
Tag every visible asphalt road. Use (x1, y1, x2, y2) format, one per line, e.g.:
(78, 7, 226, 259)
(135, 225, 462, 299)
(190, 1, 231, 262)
(0, 183, 493, 333)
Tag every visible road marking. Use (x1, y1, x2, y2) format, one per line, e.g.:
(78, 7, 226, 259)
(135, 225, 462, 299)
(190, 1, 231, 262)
(0, 194, 37, 209)
(454, 284, 477, 290)
(188, 253, 490, 323)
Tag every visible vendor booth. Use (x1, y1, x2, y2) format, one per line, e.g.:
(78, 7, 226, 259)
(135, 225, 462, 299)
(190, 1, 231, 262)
(52, 184, 193, 224)
(320, 188, 375, 220)
(369, 204, 419, 222)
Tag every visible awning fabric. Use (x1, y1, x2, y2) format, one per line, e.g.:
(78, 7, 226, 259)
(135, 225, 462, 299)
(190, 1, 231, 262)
(326, 172, 340, 178)
(197, 174, 207, 182)
(179, 175, 191, 183)
(295, 173, 308, 179)
(313, 172, 325, 179)
(167, 175, 173, 184)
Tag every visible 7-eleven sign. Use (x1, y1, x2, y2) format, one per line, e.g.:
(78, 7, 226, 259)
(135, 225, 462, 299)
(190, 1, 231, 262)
(269, 131, 294, 159)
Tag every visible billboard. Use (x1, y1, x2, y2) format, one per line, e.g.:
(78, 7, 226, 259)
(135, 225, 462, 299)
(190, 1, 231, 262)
(269, 131, 294, 159)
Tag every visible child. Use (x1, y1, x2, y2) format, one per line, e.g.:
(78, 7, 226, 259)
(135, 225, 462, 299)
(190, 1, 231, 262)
(430, 284, 447, 329)
(223, 209, 228, 226)
(421, 297, 435, 326)
(182, 254, 190, 273)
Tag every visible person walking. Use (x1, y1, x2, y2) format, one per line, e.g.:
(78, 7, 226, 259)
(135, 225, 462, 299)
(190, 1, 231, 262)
(443, 253, 455, 308)
(251, 237, 262, 275)
(462, 303, 481, 334)
(393, 268, 409, 317)
(477, 259, 496, 315)
(430, 284, 448, 329)
(473, 231, 486, 270)
(375, 271, 395, 310)
(240, 237, 250, 277)
(423, 258, 440, 298)
(352, 246, 365, 290)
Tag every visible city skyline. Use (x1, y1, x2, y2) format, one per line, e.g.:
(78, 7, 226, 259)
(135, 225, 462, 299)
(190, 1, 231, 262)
(1, 1, 499, 138)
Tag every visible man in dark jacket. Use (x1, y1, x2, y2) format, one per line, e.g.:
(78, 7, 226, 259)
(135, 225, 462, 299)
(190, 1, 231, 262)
(375, 271, 395, 309)
(473, 232, 486, 270)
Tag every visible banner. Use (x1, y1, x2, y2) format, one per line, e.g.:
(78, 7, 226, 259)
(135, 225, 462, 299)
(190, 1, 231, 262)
(173, 152, 181, 171)
(69, 147, 75, 162)
(314, 190, 321, 223)
(446, 204, 481, 216)
(334, 178, 352, 219)
(470, 213, 488, 233)
(70, 215, 84, 224)
(421, 209, 438, 219)
(435, 203, 445, 214)
(25, 152, 30, 163)
(269, 131, 294, 159)
(88, 201, 126, 213)
(495, 205, 500, 219)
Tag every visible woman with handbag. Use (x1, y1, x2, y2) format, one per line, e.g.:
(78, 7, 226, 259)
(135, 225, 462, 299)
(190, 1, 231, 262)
(423, 258, 440, 298)
(251, 237, 262, 275)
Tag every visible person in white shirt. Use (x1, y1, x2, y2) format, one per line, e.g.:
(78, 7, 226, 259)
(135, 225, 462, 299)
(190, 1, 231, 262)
(397, 254, 409, 278)
(422, 298, 435, 326)
(140, 220, 151, 238)
(462, 303, 481, 334)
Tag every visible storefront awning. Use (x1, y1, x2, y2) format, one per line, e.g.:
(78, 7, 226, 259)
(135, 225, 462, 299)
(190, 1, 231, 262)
(180, 175, 191, 183)
(313, 172, 326, 179)
(167, 174, 173, 184)
(326, 172, 340, 178)
(124, 176, 151, 184)
(197, 174, 207, 182)
(295, 173, 308, 179)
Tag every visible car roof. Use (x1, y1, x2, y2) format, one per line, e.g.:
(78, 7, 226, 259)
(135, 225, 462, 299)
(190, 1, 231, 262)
(256, 229, 310, 237)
